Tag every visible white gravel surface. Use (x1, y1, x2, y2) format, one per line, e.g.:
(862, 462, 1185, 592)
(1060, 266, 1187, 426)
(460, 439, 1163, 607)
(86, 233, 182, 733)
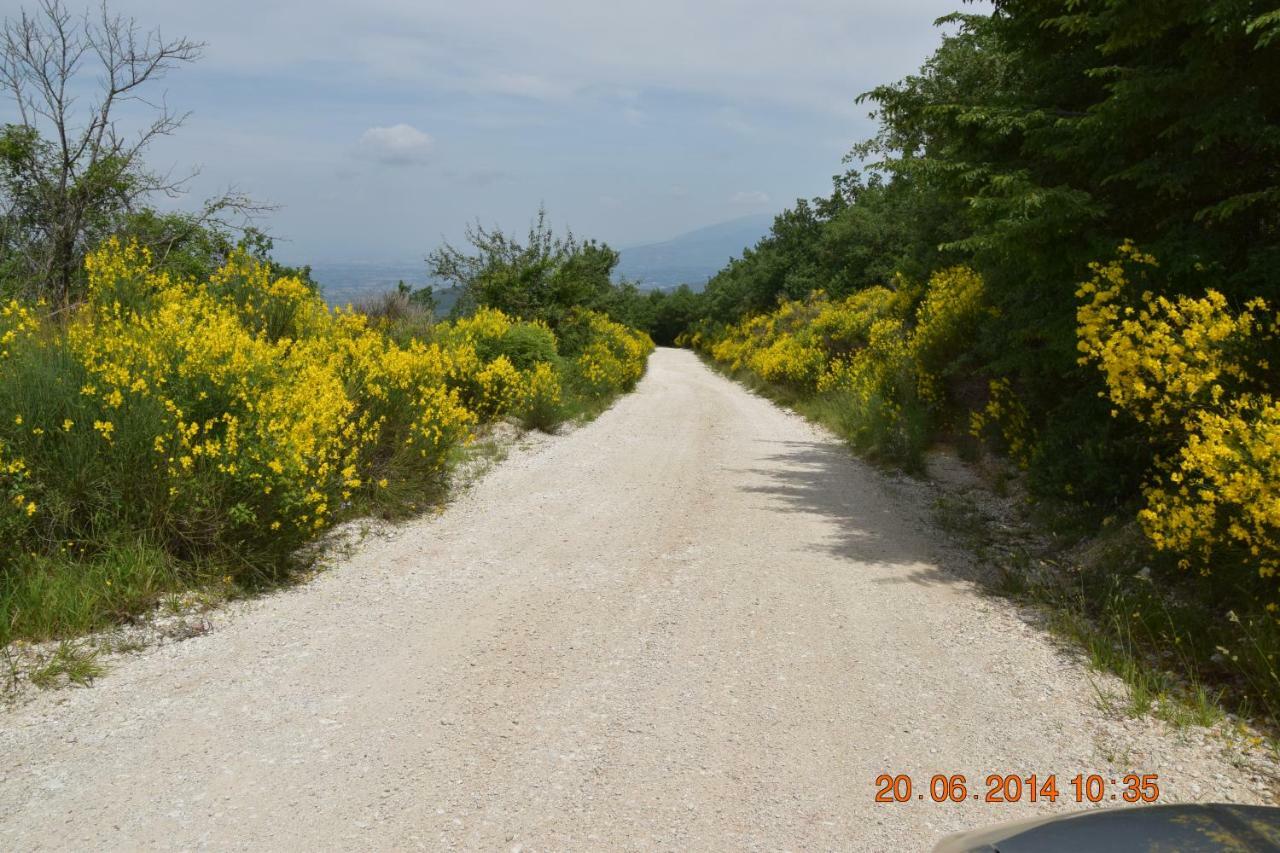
(0, 347, 1273, 851)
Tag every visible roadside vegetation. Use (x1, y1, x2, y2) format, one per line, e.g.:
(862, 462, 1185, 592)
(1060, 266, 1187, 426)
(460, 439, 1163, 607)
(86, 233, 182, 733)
(674, 2, 1280, 728)
(0, 239, 652, 649)
(0, 2, 653, 655)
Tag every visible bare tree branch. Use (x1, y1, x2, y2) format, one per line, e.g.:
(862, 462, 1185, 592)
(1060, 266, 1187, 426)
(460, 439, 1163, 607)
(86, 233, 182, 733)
(0, 0, 232, 304)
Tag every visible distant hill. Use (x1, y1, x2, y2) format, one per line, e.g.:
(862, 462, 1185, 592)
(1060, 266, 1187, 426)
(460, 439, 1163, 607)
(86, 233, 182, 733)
(614, 214, 774, 291)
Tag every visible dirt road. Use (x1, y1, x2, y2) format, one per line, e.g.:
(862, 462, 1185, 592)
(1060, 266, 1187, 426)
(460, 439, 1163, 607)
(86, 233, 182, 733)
(0, 348, 1268, 850)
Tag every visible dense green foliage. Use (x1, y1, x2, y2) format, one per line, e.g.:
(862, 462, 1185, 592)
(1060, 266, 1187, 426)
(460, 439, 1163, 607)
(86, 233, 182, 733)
(431, 208, 621, 329)
(427, 208, 703, 346)
(681, 0, 1279, 509)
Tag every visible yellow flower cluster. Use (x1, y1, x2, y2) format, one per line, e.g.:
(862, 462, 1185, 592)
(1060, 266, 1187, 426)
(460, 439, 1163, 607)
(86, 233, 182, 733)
(708, 296, 827, 386)
(1077, 242, 1280, 587)
(1077, 242, 1269, 427)
(907, 266, 987, 403)
(475, 355, 524, 421)
(446, 305, 521, 343)
(0, 439, 35, 539)
(0, 299, 37, 360)
(701, 267, 984, 406)
(566, 309, 655, 394)
(522, 361, 562, 413)
(431, 306, 587, 421)
(968, 378, 1034, 469)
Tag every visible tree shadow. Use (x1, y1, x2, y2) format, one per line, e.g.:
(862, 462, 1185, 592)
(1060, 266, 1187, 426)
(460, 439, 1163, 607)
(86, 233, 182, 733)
(732, 438, 978, 589)
(730, 437, 1103, 679)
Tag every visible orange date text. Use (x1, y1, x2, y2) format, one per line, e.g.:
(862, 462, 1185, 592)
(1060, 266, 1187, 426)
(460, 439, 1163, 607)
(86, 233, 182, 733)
(873, 773, 1160, 805)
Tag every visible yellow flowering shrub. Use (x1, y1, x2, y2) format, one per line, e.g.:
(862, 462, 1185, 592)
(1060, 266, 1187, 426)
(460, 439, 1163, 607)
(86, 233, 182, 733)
(445, 305, 515, 343)
(908, 266, 987, 403)
(702, 271, 980, 398)
(205, 250, 327, 342)
(327, 309, 476, 473)
(428, 306, 571, 420)
(1077, 242, 1271, 427)
(561, 309, 654, 395)
(1077, 242, 1280, 589)
(694, 268, 985, 465)
(436, 308, 558, 368)
(520, 361, 562, 418)
(474, 355, 524, 421)
(0, 239, 654, 642)
(752, 334, 827, 386)
(40, 238, 483, 552)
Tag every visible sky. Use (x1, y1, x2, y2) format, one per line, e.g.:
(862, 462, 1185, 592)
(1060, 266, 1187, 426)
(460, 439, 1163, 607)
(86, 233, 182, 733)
(75, 0, 969, 263)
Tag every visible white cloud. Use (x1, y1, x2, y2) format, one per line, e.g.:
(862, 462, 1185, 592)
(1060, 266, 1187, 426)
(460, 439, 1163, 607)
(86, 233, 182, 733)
(357, 124, 434, 166)
(730, 190, 770, 205)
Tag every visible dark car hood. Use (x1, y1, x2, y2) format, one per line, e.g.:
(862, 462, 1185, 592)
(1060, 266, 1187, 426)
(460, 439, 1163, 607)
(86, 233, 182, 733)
(934, 804, 1280, 853)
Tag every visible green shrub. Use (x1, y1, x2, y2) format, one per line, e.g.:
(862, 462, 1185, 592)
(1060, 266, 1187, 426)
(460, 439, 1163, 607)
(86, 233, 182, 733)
(484, 321, 559, 370)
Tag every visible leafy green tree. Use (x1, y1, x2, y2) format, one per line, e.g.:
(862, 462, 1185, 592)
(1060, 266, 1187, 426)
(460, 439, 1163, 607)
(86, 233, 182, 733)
(429, 207, 622, 328)
(646, 285, 702, 345)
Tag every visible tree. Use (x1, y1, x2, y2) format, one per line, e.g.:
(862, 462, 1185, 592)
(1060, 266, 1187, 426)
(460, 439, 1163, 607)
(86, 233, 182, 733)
(0, 0, 262, 304)
(679, 0, 1280, 506)
(396, 279, 437, 315)
(429, 207, 620, 328)
(646, 284, 702, 345)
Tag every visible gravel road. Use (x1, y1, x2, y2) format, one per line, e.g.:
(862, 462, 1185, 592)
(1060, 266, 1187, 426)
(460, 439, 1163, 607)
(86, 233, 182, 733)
(0, 348, 1271, 851)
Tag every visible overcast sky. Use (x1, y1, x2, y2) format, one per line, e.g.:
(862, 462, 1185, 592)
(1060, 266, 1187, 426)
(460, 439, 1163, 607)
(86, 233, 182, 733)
(75, 0, 968, 262)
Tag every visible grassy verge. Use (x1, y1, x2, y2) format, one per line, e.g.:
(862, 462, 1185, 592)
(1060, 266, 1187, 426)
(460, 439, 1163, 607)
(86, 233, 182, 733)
(0, 358, 653, 667)
(932, 482, 1280, 743)
(2, 412, 585, 697)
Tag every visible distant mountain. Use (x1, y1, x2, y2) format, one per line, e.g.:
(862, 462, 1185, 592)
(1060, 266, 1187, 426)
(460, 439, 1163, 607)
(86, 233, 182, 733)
(614, 213, 774, 291)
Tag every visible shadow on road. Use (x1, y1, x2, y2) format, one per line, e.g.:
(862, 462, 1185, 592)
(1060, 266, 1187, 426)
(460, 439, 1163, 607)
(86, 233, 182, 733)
(732, 438, 979, 590)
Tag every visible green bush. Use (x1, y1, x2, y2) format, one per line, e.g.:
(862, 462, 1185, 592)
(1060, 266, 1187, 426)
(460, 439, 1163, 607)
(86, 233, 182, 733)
(479, 321, 559, 371)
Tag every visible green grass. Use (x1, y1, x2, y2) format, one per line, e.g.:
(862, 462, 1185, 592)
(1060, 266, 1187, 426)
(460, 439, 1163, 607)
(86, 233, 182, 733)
(935, 489, 1280, 734)
(29, 641, 104, 689)
(0, 542, 189, 647)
